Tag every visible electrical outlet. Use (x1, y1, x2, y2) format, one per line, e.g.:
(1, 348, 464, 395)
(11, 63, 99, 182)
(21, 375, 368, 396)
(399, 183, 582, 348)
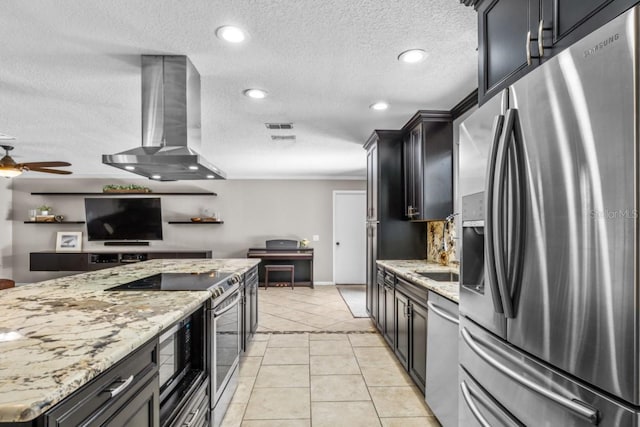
(312, 235, 320, 241)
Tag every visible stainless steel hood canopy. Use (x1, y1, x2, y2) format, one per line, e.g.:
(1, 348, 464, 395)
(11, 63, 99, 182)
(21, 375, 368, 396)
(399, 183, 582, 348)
(102, 55, 226, 180)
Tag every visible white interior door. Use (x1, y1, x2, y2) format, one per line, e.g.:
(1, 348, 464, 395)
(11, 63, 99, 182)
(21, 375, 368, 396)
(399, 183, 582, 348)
(333, 191, 366, 284)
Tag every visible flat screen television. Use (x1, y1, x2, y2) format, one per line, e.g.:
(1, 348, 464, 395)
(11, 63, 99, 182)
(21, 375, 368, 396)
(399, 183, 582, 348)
(85, 198, 163, 241)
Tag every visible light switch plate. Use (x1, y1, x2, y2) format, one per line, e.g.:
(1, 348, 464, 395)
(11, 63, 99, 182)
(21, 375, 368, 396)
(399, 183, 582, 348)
(312, 235, 320, 241)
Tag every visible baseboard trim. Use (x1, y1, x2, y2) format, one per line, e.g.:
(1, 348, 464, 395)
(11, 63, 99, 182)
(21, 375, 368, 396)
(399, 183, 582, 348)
(314, 281, 334, 286)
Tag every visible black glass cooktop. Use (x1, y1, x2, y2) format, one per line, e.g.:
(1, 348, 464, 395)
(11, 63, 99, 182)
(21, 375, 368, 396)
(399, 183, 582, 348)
(106, 271, 234, 291)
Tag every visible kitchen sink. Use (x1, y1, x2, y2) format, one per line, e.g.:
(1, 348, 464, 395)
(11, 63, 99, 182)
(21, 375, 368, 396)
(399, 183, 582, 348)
(415, 271, 459, 282)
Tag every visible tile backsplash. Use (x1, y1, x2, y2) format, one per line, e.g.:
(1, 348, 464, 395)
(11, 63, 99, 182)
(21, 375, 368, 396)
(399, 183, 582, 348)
(427, 220, 457, 265)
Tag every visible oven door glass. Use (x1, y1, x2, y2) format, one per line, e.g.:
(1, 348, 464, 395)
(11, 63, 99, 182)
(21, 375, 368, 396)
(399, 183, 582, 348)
(213, 291, 240, 403)
(159, 320, 191, 400)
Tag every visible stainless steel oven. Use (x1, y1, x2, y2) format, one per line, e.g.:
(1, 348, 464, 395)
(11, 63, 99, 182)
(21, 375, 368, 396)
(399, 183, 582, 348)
(207, 281, 241, 427)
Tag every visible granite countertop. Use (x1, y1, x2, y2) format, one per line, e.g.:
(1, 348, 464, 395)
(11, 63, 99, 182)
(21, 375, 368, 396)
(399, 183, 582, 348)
(376, 260, 459, 303)
(0, 258, 259, 423)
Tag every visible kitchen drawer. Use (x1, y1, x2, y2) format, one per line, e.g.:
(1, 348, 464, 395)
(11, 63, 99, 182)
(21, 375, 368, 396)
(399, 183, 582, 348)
(245, 267, 258, 284)
(171, 379, 209, 427)
(396, 276, 428, 307)
(45, 338, 158, 427)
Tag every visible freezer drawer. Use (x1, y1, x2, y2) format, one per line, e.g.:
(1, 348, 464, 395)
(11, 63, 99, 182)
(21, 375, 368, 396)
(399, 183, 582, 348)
(425, 292, 458, 427)
(459, 366, 523, 427)
(460, 318, 639, 426)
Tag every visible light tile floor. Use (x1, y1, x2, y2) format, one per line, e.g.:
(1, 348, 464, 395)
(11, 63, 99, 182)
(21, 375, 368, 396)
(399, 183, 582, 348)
(220, 286, 441, 426)
(257, 285, 375, 333)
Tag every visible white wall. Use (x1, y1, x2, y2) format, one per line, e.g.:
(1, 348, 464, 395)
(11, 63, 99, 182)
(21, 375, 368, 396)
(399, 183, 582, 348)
(11, 178, 365, 283)
(0, 179, 12, 279)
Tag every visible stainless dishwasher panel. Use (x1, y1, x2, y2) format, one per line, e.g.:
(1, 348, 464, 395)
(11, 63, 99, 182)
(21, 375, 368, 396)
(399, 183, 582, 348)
(425, 291, 459, 427)
(459, 317, 640, 426)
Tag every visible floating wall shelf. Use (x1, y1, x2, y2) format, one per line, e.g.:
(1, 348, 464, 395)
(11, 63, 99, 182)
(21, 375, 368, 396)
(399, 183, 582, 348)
(167, 221, 224, 224)
(30, 192, 217, 196)
(24, 221, 86, 224)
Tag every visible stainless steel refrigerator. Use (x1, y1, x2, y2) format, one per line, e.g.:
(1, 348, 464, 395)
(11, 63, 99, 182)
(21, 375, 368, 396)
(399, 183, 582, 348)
(459, 5, 640, 426)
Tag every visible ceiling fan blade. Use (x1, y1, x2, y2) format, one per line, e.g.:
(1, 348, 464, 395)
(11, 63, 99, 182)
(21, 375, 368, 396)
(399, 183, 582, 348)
(17, 161, 71, 168)
(27, 167, 72, 175)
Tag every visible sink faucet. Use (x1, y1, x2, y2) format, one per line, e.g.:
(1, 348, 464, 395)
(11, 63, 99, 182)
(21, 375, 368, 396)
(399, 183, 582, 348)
(445, 212, 460, 223)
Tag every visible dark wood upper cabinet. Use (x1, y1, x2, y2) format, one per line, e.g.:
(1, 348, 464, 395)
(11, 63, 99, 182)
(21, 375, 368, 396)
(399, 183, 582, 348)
(478, 0, 539, 103)
(477, 0, 637, 104)
(363, 131, 426, 317)
(402, 111, 453, 221)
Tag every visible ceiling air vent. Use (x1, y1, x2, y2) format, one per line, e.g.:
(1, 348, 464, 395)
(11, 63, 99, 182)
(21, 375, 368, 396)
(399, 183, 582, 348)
(271, 135, 296, 141)
(265, 123, 294, 130)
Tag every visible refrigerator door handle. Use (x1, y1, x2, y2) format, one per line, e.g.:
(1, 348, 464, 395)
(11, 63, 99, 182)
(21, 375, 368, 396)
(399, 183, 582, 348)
(493, 109, 515, 318)
(460, 381, 492, 427)
(461, 328, 600, 424)
(484, 113, 506, 314)
(507, 109, 527, 317)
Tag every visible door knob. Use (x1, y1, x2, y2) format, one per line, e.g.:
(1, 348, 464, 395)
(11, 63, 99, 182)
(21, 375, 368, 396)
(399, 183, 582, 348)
(336, 242, 340, 246)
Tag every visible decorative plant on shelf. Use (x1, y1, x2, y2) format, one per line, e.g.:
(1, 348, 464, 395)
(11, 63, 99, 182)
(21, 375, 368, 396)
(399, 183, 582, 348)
(37, 205, 52, 215)
(102, 184, 152, 193)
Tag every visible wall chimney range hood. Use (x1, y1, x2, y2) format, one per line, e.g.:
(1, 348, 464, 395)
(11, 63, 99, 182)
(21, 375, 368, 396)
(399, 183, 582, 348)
(102, 55, 226, 180)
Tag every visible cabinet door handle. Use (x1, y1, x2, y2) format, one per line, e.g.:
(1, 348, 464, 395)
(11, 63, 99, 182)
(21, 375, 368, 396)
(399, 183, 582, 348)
(526, 30, 533, 66)
(537, 19, 545, 58)
(103, 374, 134, 398)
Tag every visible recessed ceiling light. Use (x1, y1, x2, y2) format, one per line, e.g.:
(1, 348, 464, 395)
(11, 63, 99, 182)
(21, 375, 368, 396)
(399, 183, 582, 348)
(125, 165, 135, 171)
(151, 174, 161, 180)
(369, 102, 389, 111)
(206, 175, 215, 179)
(244, 88, 268, 99)
(189, 165, 198, 170)
(398, 49, 427, 64)
(216, 26, 246, 43)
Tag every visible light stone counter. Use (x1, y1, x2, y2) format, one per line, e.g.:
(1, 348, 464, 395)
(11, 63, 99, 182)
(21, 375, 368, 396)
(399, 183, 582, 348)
(376, 260, 459, 303)
(0, 258, 259, 423)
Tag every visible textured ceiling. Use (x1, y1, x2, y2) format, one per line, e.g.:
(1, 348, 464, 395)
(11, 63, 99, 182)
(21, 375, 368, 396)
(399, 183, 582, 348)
(0, 0, 477, 179)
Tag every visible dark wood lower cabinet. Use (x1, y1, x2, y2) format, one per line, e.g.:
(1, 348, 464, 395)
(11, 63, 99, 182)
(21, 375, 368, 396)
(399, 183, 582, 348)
(408, 302, 428, 392)
(102, 376, 160, 427)
(44, 339, 159, 427)
(394, 291, 410, 370)
(383, 283, 395, 347)
(30, 251, 212, 272)
(381, 272, 429, 394)
(376, 278, 385, 332)
(242, 267, 259, 352)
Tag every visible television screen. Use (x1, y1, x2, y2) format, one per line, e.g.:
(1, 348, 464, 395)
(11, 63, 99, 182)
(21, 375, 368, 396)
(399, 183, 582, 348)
(85, 198, 163, 241)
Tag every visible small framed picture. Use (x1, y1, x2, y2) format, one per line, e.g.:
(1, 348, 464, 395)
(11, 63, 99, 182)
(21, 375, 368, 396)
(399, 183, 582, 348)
(56, 231, 83, 252)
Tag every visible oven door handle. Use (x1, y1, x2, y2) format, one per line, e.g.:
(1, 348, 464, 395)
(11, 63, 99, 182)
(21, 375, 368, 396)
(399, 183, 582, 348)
(213, 295, 241, 317)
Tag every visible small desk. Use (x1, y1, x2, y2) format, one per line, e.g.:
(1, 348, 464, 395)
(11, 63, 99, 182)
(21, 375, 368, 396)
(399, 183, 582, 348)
(247, 248, 314, 288)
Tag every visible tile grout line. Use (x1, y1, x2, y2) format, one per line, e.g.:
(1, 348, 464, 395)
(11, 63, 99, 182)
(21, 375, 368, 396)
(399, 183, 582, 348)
(351, 334, 385, 426)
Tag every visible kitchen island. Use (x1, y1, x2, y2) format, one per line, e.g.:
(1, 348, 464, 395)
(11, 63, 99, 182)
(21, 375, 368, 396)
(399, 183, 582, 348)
(0, 258, 259, 424)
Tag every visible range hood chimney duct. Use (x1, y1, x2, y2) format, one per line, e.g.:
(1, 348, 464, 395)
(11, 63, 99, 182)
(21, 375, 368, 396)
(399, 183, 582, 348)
(102, 55, 226, 180)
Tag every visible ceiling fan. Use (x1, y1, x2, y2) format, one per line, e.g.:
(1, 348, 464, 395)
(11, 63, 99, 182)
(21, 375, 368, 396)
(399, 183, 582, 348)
(0, 144, 72, 178)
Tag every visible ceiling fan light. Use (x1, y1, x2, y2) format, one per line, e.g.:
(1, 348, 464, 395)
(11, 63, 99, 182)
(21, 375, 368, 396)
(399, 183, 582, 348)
(0, 168, 23, 178)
